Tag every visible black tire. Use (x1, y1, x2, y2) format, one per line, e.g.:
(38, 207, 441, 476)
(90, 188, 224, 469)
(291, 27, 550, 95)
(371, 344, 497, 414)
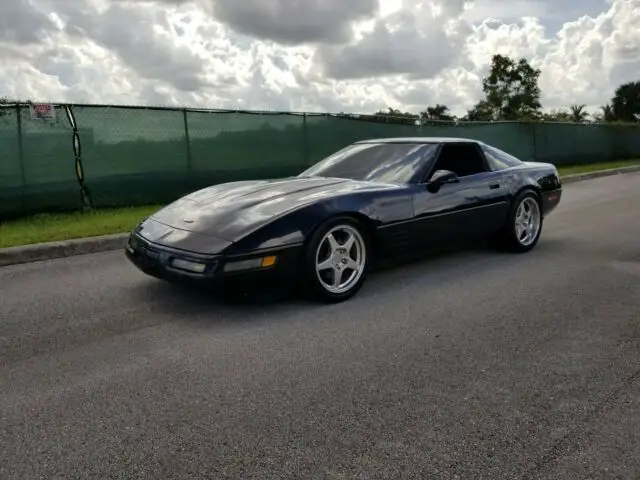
(495, 190, 544, 253)
(298, 216, 371, 303)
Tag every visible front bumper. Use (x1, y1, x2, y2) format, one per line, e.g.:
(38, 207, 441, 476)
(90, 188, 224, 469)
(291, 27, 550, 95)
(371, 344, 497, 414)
(542, 187, 562, 216)
(125, 232, 303, 288)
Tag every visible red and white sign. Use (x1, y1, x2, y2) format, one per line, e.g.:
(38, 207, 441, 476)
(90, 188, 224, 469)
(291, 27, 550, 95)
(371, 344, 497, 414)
(30, 103, 56, 121)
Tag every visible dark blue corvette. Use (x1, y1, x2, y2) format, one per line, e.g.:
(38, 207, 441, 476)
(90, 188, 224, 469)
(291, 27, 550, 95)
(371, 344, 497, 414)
(125, 137, 562, 302)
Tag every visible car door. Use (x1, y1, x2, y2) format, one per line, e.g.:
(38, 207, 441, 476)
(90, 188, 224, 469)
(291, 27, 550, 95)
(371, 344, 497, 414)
(410, 142, 510, 247)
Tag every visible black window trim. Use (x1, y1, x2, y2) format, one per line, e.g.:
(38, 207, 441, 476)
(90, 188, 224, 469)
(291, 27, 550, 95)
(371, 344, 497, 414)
(480, 143, 523, 171)
(419, 141, 493, 183)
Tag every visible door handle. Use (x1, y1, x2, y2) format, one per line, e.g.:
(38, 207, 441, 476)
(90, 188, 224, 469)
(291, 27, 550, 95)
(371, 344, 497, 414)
(489, 183, 500, 189)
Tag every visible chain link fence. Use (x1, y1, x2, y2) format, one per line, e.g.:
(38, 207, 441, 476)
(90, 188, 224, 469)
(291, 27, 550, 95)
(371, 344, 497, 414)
(1, 102, 640, 219)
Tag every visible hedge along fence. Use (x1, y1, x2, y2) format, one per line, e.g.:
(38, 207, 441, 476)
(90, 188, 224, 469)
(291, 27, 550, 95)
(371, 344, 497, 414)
(1, 102, 640, 219)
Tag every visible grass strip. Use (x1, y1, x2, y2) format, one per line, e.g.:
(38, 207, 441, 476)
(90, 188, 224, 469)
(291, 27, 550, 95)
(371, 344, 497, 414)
(557, 159, 640, 176)
(0, 205, 161, 248)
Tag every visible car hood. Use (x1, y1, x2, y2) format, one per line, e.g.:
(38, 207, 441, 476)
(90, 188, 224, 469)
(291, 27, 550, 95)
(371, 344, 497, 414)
(147, 176, 398, 242)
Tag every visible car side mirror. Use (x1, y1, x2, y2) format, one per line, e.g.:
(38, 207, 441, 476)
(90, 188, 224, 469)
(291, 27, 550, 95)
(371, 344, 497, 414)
(426, 169, 459, 192)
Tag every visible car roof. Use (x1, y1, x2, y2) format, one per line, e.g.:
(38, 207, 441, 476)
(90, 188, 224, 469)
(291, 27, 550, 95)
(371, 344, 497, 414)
(354, 137, 481, 144)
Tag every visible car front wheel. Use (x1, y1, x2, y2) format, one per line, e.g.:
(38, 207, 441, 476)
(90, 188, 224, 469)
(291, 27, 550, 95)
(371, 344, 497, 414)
(300, 216, 370, 303)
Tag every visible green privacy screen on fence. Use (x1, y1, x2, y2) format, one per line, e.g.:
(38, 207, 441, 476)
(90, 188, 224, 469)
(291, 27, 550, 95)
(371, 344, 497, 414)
(1, 102, 640, 219)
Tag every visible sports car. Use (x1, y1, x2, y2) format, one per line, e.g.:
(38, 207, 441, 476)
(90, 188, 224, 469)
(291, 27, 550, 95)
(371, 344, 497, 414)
(125, 137, 562, 302)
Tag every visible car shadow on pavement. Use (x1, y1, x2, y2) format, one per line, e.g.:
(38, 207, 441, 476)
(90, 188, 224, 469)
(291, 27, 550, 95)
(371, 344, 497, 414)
(131, 235, 573, 319)
(131, 243, 496, 312)
(132, 276, 312, 320)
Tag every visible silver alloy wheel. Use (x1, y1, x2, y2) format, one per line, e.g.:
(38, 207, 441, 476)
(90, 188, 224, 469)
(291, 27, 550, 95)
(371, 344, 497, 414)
(514, 197, 541, 246)
(315, 224, 366, 294)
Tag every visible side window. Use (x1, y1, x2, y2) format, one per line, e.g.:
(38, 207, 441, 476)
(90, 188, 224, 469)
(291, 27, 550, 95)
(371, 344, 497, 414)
(430, 143, 489, 178)
(481, 144, 523, 171)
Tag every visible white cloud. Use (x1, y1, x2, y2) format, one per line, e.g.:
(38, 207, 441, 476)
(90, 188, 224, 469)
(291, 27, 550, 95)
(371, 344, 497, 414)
(0, 0, 638, 117)
(462, 0, 548, 23)
(316, 2, 470, 80)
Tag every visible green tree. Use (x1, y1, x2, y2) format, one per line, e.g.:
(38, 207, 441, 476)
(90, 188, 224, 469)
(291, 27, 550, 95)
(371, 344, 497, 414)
(602, 104, 615, 121)
(420, 104, 455, 121)
(611, 81, 640, 122)
(369, 107, 419, 124)
(592, 104, 617, 123)
(461, 100, 493, 121)
(469, 54, 543, 121)
(0, 96, 12, 118)
(542, 108, 572, 122)
(569, 104, 589, 122)
(374, 107, 419, 119)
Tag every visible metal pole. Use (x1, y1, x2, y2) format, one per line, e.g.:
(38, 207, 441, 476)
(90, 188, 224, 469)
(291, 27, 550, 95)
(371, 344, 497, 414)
(302, 113, 308, 167)
(183, 108, 192, 171)
(16, 104, 26, 213)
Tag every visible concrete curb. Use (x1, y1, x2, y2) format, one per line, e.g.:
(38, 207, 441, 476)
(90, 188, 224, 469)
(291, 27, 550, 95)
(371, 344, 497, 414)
(1, 164, 639, 268)
(0, 233, 129, 268)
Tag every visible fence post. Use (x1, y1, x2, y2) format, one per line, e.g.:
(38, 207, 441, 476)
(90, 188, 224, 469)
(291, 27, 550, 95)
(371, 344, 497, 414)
(183, 108, 192, 171)
(302, 113, 309, 167)
(182, 108, 193, 192)
(16, 104, 26, 211)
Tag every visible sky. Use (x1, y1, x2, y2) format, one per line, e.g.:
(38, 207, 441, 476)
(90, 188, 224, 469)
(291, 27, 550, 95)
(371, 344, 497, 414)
(0, 0, 638, 117)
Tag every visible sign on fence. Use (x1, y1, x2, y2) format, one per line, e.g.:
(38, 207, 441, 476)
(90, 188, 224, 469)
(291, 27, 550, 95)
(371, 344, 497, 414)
(30, 103, 56, 121)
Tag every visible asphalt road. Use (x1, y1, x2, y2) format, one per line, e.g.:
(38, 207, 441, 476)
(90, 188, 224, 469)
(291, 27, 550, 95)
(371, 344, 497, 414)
(1, 173, 639, 480)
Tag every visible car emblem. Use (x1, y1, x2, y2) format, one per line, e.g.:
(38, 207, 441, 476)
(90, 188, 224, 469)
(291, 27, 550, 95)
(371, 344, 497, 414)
(183, 218, 194, 223)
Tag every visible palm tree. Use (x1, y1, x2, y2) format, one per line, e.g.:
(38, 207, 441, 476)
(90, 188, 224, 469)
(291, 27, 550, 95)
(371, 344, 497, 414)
(420, 104, 455, 121)
(600, 104, 616, 122)
(569, 104, 589, 123)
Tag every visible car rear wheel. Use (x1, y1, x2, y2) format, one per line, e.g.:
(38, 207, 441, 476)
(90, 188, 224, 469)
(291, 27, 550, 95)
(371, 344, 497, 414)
(496, 191, 543, 252)
(300, 216, 370, 303)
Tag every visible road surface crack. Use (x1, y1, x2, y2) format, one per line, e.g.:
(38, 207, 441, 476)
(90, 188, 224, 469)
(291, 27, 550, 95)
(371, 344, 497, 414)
(524, 367, 640, 479)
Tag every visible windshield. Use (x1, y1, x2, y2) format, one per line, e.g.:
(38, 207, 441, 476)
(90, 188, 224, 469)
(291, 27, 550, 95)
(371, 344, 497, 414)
(299, 143, 438, 184)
